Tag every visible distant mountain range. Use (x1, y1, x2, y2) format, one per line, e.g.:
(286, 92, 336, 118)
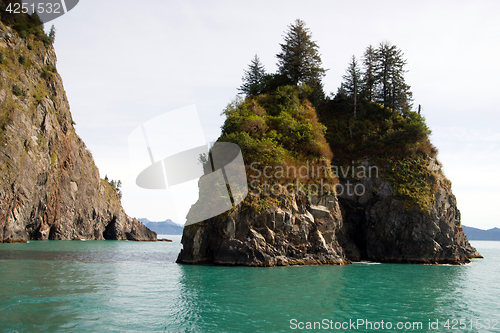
(139, 218, 184, 235)
(137, 220, 498, 240)
(463, 226, 500, 241)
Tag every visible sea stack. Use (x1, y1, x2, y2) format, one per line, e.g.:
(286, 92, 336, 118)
(177, 88, 481, 265)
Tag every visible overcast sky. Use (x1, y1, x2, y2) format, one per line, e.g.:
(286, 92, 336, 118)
(50, 0, 500, 229)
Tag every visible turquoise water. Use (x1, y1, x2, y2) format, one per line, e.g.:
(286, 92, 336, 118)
(0, 238, 499, 332)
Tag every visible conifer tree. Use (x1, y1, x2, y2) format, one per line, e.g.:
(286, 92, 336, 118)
(238, 54, 266, 96)
(361, 45, 376, 102)
(49, 25, 56, 43)
(342, 55, 361, 117)
(276, 19, 326, 104)
(374, 42, 413, 112)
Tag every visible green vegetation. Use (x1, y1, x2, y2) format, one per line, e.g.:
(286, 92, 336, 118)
(12, 84, 24, 97)
(218, 85, 336, 203)
(221, 86, 331, 166)
(317, 97, 434, 163)
(317, 95, 438, 211)
(104, 175, 122, 199)
(0, 99, 14, 145)
(341, 42, 413, 114)
(231, 19, 444, 212)
(239, 19, 326, 106)
(50, 150, 57, 167)
(277, 19, 326, 104)
(41, 64, 57, 81)
(0, 3, 52, 44)
(385, 156, 437, 210)
(48, 25, 56, 43)
(31, 84, 50, 105)
(238, 54, 266, 96)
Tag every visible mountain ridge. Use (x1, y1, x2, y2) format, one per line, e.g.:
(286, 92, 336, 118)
(138, 218, 183, 235)
(462, 226, 500, 241)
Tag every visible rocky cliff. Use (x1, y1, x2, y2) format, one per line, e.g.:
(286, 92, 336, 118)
(335, 157, 481, 264)
(177, 163, 481, 265)
(0, 12, 155, 242)
(177, 88, 481, 266)
(178, 191, 350, 266)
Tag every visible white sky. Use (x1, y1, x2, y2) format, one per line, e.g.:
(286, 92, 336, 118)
(50, 0, 500, 229)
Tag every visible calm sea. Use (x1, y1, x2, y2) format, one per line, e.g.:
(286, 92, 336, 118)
(0, 237, 498, 332)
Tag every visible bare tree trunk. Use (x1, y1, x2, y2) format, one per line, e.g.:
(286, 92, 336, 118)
(353, 79, 357, 118)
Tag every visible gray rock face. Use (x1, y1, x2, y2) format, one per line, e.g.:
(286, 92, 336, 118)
(0, 25, 155, 242)
(335, 157, 480, 264)
(177, 193, 350, 266)
(177, 157, 481, 265)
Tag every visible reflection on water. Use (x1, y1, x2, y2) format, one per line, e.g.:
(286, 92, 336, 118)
(0, 239, 498, 332)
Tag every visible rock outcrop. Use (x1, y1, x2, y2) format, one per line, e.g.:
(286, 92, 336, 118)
(177, 158, 481, 265)
(0, 16, 155, 242)
(177, 192, 350, 266)
(177, 135, 481, 265)
(335, 158, 481, 264)
(174, 25, 481, 266)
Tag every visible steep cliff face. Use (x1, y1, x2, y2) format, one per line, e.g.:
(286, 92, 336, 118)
(177, 191, 349, 266)
(335, 158, 481, 264)
(177, 160, 480, 265)
(0, 20, 155, 242)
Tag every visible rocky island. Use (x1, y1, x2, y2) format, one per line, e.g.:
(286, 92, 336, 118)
(0, 5, 155, 242)
(177, 20, 481, 265)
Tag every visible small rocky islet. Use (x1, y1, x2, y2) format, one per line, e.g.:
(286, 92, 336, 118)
(177, 20, 481, 266)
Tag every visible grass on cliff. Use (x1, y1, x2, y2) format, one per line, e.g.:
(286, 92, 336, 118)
(0, 99, 14, 144)
(0, 2, 52, 45)
(317, 94, 441, 211)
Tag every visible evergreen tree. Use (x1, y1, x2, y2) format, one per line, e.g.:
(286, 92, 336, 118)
(276, 19, 326, 104)
(342, 55, 361, 117)
(361, 45, 376, 102)
(374, 42, 413, 112)
(238, 54, 266, 96)
(48, 25, 56, 43)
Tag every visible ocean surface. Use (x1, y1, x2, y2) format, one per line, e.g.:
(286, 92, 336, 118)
(0, 238, 499, 333)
